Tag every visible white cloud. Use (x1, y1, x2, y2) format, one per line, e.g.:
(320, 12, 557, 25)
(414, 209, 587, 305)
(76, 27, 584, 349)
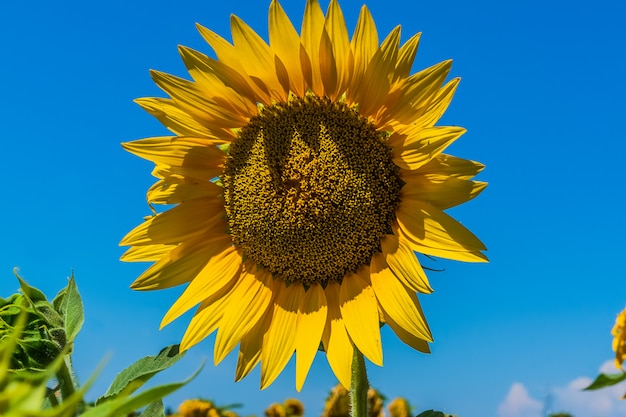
(551, 373, 626, 417)
(551, 376, 615, 415)
(600, 358, 621, 374)
(498, 362, 626, 417)
(497, 383, 543, 417)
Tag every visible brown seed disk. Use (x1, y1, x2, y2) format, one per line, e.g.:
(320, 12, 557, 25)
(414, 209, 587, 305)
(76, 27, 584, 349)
(222, 95, 402, 286)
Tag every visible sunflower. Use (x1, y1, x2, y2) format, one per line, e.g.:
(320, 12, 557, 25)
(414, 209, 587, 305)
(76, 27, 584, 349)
(121, 0, 487, 391)
(612, 308, 626, 369)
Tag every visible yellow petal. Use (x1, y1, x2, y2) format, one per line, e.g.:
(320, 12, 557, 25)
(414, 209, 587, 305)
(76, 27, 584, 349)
(392, 32, 421, 83)
(196, 23, 240, 64)
(146, 177, 222, 205)
(299, 44, 313, 90)
(301, 0, 325, 95)
(410, 77, 460, 129)
(134, 97, 221, 138)
(351, 26, 400, 118)
(324, 0, 352, 97)
(120, 244, 175, 262)
(230, 15, 288, 102)
(401, 237, 488, 263)
(269, 0, 306, 96)
(236, 310, 272, 381)
(379, 26, 402, 58)
(120, 197, 225, 246)
(395, 199, 488, 262)
(178, 46, 257, 116)
(149, 162, 224, 183)
(408, 153, 485, 180)
(130, 235, 231, 291)
(380, 305, 430, 354)
(180, 289, 231, 351)
(380, 234, 433, 294)
(261, 282, 303, 389)
(150, 70, 247, 128)
(215, 266, 275, 364)
(122, 137, 225, 181)
(339, 271, 383, 366)
(295, 284, 327, 391)
(185, 40, 262, 108)
(321, 281, 353, 389)
(390, 126, 466, 171)
(196, 24, 271, 104)
(160, 246, 242, 327)
(369, 254, 432, 342)
(381, 60, 452, 127)
(349, 5, 377, 94)
(402, 172, 488, 210)
(319, 29, 338, 97)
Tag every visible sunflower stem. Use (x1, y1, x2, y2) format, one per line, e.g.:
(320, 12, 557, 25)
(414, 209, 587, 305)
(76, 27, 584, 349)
(350, 348, 369, 417)
(55, 355, 77, 401)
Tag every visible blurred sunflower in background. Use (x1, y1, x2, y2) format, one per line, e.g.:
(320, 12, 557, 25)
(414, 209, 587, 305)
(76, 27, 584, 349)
(612, 308, 626, 369)
(321, 384, 384, 417)
(121, 0, 487, 391)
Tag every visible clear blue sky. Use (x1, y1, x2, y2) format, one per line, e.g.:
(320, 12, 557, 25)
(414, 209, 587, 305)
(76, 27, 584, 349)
(2, 0, 625, 416)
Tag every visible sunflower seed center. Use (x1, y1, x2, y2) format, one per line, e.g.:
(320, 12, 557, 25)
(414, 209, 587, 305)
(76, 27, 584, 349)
(222, 95, 402, 286)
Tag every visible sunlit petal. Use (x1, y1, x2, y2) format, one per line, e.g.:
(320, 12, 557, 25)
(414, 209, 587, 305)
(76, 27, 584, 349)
(339, 271, 383, 366)
(322, 281, 353, 389)
(295, 284, 327, 391)
(261, 282, 303, 389)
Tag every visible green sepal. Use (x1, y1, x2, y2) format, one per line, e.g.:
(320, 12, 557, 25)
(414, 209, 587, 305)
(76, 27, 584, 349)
(584, 371, 626, 390)
(52, 273, 84, 343)
(18, 337, 63, 370)
(33, 301, 64, 329)
(0, 303, 23, 319)
(218, 142, 231, 155)
(15, 271, 47, 304)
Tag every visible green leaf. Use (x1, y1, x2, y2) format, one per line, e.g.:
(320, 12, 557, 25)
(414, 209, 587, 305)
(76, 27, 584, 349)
(85, 365, 201, 417)
(15, 272, 47, 304)
(54, 274, 84, 343)
(98, 345, 184, 403)
(85, 382, 182, 417)
(584, 372, 626, 390)
(416, 411, 455, 417)
(139, 400, 165, 417)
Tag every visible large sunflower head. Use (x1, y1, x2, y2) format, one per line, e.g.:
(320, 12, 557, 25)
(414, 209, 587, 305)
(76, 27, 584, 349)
(121, 0, 487, 391)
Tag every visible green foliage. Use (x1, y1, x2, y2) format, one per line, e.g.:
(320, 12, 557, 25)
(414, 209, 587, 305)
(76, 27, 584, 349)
(0, 310, 88, 417)
(139, 400, 165, 417)
(1, 274, 70, 371)
(82, 372, 199, 417)
(52, 273, 84, 344)
(99, 345, 183, 402)
(2, 272, 458, 417)
(583, 371, 626, 390)
(415, 411, 455, 417)
(0, 272, 196, 417)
